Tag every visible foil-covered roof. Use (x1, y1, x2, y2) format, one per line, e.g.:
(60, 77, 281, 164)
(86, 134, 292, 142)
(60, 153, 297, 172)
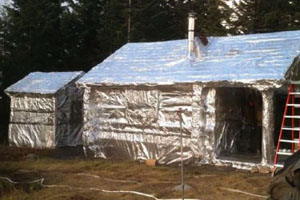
(6, 71, 84, 94)
(78, 30, 300, 85)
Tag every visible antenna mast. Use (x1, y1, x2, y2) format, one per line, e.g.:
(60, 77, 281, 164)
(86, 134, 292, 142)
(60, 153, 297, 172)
(128, 0, 131, 42)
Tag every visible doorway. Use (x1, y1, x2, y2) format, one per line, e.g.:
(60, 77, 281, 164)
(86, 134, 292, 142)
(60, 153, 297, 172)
(215, 87, 262, 163)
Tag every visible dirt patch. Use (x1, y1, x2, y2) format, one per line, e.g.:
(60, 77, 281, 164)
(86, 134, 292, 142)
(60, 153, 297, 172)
(0, 145, 271, 200)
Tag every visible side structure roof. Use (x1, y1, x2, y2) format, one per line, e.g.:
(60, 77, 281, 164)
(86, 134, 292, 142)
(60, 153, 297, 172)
(77, 30, 300, 86)
(5, 71, 84, 94)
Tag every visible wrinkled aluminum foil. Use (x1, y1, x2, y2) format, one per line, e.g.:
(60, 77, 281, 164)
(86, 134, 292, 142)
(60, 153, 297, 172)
(261, 90, 275, 165)
(78, 30, 300, 85)
(6, 72, 84, 148)
(8, 95, 56, 148)
(82, 85, 196, 164)
(6, 72, 83, 94)
(79, 83, 277, 167)
(77, 30, 300, 168)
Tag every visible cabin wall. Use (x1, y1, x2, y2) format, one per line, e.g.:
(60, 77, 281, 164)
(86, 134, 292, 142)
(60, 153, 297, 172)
(8, 94, 56, 148)
(82, 83, 280, 168)
(82, 84, 218, 164)
(191, 85, 216, 163)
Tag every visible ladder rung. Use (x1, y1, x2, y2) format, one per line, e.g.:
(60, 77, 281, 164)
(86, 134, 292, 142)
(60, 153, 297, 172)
(289, 92, 300, 95)
(280, 139, 300, 143)
(277, 151, 293, 156)
(282, 127, 300, 131)
(285, 115, 300, 119)
(287, 104, 300, 107)
(291, 81, 300, 85)
(274, 164, 284, 168)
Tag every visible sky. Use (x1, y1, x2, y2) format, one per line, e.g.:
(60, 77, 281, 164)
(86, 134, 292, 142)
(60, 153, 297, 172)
(0, 0, 10, 7)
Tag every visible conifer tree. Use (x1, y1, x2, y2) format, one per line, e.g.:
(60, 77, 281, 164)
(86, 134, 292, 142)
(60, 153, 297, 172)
(101, 0, 128, 53)
(230, 0, 300, 34)
(0, 0, 65, 84)
(261, 0, 300, 32)
(63, 0, 109, 68)
(191, 0, 233, 36)
(0, 0, 67, 142)
(130, 0, 179, 41)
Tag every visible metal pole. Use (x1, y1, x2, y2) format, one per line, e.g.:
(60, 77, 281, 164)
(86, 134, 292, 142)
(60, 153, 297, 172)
(181, 115, 184, 200)
(178, 108, 184, 200)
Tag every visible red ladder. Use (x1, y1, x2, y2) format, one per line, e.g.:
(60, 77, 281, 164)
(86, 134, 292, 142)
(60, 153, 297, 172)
(274, 83, 300, 168)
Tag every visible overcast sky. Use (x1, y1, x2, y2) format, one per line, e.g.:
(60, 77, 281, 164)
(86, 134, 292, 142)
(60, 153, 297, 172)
(0, 0, 9, 7)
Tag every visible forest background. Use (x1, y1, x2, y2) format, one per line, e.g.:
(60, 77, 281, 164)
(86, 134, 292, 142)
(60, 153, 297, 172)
(0, 0, 300, 141)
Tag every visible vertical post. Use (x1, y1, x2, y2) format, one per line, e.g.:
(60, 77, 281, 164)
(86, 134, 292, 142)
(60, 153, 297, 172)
(191, 85, 203, 159)
(181, 115, 184, 200)
(128, 0, 131, 42)
(177, 108, 185, 200)
(261, 90, 275, 165)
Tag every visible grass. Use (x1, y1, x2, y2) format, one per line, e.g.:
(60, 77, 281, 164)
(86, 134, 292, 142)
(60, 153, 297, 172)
(0, 145, 271, 200)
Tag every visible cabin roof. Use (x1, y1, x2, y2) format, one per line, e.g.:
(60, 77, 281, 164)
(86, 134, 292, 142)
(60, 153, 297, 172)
(78, 30, 300, 86)
(6, 71, 84, 94)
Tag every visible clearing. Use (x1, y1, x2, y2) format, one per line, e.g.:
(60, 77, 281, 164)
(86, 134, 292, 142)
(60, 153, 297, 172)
(0, 145, 271, 200)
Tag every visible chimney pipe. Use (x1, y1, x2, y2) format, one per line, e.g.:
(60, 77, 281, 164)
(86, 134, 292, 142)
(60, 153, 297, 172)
(188, 13, 196, 58)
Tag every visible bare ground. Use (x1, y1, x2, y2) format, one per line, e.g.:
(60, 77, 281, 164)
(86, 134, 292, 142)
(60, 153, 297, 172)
(0, 145, 271, 200)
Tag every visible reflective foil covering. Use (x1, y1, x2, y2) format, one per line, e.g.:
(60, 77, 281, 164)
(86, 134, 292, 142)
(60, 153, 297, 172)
(81, 85, 196, 164)
(79, 30, 300, 85)
(5, 71, 84, 148)
(77, 30, 300, 168)
(79, 83, 276, 166)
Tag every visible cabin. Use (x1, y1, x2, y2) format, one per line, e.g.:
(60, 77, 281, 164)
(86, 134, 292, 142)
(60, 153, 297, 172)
(5, 71, 84, 148)
(77, 17, 300, 168)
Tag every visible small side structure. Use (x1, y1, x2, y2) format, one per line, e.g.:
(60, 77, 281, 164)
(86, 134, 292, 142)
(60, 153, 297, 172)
(5, 71, 84, 148)
(77, 30, 300, 169)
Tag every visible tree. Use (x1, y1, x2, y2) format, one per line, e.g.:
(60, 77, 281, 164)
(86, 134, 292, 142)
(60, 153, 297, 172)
(63, 0, 109, 68)
(230, 0, 300, 34)
(261, 0, 300, 32)
(130, 0, 181, 41)
(0, 0, 114, 85)
(191, 0, 233, 36)
(129, 0, 232, 42)
(101, 0, 128, 53)
(0, 0, 68, 142)
(0, 0, 66, 85)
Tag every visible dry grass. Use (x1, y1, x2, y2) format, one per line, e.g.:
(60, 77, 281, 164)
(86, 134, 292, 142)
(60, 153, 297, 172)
(0, 146, 271, 200)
